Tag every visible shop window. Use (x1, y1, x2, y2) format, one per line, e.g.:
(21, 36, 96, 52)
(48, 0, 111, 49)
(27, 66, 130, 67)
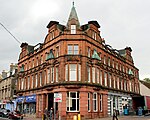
(93, 93, 97, 112)
(88, 93, 90, 111)
(39, 95, 42, 111)
(67, 92, 79, 112)
(100, 94, 103, 112)
(71, 25, 76, 34)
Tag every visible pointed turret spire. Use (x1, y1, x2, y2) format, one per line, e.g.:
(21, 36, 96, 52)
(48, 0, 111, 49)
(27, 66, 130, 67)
(67, 2, 80, 27)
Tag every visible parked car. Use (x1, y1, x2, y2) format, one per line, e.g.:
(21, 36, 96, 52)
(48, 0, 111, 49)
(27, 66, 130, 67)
(0, 108, 10, 118)
(8, 111, 23, 119)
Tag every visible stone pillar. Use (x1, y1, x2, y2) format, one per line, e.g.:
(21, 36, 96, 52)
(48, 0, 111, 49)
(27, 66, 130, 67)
(36, 95, 39, 117)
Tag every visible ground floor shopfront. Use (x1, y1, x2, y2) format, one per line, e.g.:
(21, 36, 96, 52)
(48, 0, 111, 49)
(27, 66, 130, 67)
(107, 92, 132, 116)
(34, 85, 108, 120)
(17, 85, 139, 120)
(0, 99, 16, 111)
(16, 94, 36, 115)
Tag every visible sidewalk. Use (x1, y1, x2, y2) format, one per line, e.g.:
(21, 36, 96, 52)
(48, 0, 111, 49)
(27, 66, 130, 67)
(23, 115, 150, 120)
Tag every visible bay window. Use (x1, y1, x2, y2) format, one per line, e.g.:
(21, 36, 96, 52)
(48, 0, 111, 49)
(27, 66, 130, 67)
(68, 44, 79, 55)
(65, 64, 81, 81)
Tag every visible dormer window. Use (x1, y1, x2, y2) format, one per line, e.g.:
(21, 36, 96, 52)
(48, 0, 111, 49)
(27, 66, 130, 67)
(92, 31, 97, 40)
(71, 25, 76, 34)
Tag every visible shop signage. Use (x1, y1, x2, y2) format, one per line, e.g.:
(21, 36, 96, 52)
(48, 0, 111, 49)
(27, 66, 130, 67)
(54, 93, 62, 102)
(16, 96, 25, 103)
(26, 95, 36, 103)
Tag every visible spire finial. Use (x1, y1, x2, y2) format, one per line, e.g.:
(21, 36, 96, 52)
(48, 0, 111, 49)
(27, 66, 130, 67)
(73, 1, 74, 7)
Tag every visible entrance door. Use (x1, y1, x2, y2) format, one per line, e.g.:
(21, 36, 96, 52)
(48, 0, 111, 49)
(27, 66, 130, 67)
(48, 93, 54, 110)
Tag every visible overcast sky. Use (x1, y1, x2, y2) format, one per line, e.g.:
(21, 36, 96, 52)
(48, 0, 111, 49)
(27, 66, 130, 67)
(0, 0, 149, 80)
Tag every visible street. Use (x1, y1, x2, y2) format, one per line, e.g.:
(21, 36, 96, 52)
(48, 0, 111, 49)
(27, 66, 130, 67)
(0, 115, 150, 120)
(89, 115, 150, 120)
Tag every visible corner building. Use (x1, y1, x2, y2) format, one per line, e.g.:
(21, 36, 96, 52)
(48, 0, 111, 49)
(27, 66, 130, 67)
(17, 4, 140, 119)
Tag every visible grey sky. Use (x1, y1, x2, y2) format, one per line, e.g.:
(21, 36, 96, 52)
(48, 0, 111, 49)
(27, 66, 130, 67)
(0, 0, 149, 79)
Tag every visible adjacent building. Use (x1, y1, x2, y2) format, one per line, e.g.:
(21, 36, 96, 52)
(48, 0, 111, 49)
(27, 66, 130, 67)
(17, 3, 140, 119)
(0, 63, 18, 111)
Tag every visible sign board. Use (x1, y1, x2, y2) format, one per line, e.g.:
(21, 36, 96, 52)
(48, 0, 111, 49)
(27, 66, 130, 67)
(54, 93, 62, 102)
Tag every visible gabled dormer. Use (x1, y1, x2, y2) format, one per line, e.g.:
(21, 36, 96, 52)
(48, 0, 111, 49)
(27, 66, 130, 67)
(67, 2, 80, 34)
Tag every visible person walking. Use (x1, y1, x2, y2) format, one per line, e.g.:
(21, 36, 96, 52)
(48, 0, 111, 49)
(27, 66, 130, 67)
(49, 107, 53, 120)
(44, 108, 49, 120)
(113, 108, 118, 120)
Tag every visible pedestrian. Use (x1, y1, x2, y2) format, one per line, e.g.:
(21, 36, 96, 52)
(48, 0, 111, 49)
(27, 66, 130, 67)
(49, 107, 53, 120)
(113, 108, 118, 120)
(44, 108, 49, 120)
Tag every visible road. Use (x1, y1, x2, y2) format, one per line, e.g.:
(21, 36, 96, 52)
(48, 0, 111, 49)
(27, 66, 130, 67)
(89, 116, 150, 120)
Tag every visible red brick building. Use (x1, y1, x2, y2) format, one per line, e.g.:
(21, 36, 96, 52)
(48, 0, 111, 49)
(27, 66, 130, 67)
(17, 3, 140, 119)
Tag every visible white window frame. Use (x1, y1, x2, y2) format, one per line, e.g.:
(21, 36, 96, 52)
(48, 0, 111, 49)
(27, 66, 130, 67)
(56, 67, 59, 82)
(88, 93, 90, 112)
(70, 64, 77, 81)
(35, 74, 38, 87)
(65, 64, 68, 81)
(104, 72, 107, 86)
(78, 64, 81, 81)
(67, 92, 79, 112)
(100, 70, 103, 85)
(21, 78, 24, 90)
(97, 68, 99, 84)
(100, 94, 103, 112)
(31, 75, 34, 88)
(51, 67, 54, 83)
(28, 76, 30, 89)
(47, 68, 50, 83)
(40, 72, 42, 86)
(71, 25, 76, 34)
(87, 66, 91, 82)
(93, 92, 98, 112)
(92, 67, 95, 83)
(88, 47, 90, 57)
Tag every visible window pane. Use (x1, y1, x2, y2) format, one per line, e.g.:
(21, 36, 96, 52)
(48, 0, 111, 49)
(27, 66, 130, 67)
(68, 45, 73, 54)
(70, 92, 76, 98)
(74, 45, 79, 54)
(70, 64, 77, 81)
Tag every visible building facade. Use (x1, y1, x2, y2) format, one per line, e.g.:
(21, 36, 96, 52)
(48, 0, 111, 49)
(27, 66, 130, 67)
(0, 63, 18, 111)
(17, 4, 140, 119)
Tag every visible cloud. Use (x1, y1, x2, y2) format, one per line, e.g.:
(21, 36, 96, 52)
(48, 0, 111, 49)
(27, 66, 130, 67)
(0, 0, 150, 79)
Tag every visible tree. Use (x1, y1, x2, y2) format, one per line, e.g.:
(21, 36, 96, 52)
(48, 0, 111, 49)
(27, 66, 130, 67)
(143, 78, 150, 83)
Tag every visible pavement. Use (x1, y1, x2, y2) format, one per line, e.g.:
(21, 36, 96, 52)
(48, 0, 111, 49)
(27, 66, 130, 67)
(23, 115, 150, 120)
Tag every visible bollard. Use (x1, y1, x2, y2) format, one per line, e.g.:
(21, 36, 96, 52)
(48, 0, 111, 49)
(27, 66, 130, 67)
(73, 115, 77, 120)
(78, 114, 81, 120)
